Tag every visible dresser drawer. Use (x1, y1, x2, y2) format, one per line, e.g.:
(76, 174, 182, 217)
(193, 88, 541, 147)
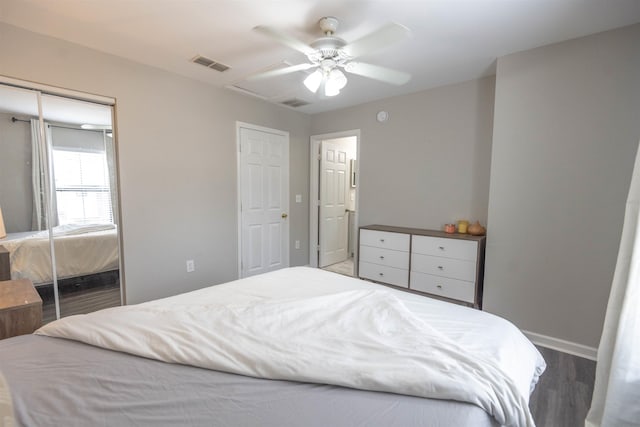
(411, 235, 477, 261)
(411, 253, 476, 282)
(360, 245, 409, 269)
(410, 271, 475, 303)
(359, 261, 409, 288)
(360, 229, 410, 252)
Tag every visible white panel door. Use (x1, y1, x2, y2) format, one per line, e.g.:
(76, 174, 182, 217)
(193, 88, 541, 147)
(319, 140, 348, 267)
(239, 126, 289, 277)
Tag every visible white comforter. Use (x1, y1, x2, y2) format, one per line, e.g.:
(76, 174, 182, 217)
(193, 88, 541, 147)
(37, 267, 545, 427)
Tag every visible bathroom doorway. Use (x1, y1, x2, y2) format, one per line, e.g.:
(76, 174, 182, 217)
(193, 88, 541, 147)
(309, 130, 359, 277)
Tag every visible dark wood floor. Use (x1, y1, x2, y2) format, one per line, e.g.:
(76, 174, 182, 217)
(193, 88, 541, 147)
(41, 283, 121, 324)
(42, 287, 121, 323)
(530, 346, 596, 427)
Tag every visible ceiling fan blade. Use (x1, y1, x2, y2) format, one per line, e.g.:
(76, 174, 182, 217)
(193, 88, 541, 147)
(253, 25, 316, 56)
(342, 22, 411, 58)
(246, 63, 316, 81)
(344, 62, 411, 85)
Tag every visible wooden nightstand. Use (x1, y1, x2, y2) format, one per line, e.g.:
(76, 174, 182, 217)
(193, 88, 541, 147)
(0, 245, 9, 281)
(0, 279, 43, 339)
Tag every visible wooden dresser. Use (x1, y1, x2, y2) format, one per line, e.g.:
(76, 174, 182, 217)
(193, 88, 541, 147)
(358, 225, 486, 308)
(358, 228, 410, 288)
(0, 279, 43, 339)
(0, 245, 10, 281)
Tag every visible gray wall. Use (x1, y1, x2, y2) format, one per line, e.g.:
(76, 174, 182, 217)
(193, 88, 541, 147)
(0, 23, 311, 303)
(311, 77, 495, 230)
(485, 24, 640, 348)
(0, 113, 32, 233)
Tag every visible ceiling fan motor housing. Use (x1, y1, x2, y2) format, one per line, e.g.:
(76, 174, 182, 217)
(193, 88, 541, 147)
(309, 37, 349, 63)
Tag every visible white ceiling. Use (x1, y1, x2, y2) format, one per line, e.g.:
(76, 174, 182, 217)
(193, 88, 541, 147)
(1, 0, 639, 114)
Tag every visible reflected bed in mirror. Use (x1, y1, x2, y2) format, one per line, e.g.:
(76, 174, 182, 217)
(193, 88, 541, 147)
(0, 223, 121, 323)
(1, 223, 118, 285)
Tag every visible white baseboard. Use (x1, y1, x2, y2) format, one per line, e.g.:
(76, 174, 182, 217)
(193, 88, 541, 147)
(523, 330, 597, 361)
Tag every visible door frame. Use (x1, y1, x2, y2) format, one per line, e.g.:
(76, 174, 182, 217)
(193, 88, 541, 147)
(236, 121, 290, 278)
(309, 129, 360, 268)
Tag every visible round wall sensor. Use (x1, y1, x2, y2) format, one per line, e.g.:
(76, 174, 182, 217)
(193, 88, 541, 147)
(376, 111, 389, 122)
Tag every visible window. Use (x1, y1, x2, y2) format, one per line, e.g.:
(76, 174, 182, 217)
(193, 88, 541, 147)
(53, 149, 113, 224)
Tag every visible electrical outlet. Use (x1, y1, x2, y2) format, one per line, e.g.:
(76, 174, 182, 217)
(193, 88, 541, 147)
(295, 194, 302, 203)
(186, 259, 195, 272)
(295, 240, 300, 249)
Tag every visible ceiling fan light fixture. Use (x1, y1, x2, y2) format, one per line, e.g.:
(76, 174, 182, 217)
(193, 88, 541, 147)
(304, 69, 323, 93)
(324, 69, 347, 97)
(329, 69, 347, 90)
(324, 83, 340, 97)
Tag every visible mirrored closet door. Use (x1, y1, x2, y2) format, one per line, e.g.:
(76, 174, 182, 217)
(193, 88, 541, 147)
(0, 80, 122, 323)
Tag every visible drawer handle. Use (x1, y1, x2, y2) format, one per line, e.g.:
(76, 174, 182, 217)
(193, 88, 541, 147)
(437, 285, 443, 289)
(379, 272, 384, 277)
(437, 266, 444, 270)
(438, 246, 445, 250)
(379, 256, 385, 260)
(380, 239, 385, 243)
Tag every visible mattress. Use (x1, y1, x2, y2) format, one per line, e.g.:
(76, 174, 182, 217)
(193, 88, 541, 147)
(0, 267, 545, 426)
(0, 224, 119, 285)
(1, 335, 499, 427)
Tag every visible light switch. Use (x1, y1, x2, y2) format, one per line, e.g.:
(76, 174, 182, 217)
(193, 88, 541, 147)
(295, 194, 302, 203)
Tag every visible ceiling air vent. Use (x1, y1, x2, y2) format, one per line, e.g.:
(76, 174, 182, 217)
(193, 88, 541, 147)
(191, 55, 230, 72)
(281, 98, 310, 108)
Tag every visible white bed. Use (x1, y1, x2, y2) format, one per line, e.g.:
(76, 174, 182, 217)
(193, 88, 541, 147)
(23, 266, 546, 427)
(0, 223, 119, 285)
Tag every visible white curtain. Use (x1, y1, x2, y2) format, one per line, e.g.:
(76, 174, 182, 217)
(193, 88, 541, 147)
(586, 141, 640, 427)
(30, 119, 57, 231)
(103, 130, 118, 224)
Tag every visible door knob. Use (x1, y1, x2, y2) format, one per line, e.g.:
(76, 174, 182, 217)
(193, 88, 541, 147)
(281, 213, 288, 218)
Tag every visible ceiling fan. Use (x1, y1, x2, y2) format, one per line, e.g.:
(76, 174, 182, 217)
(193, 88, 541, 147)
(249, 17, 412, 97)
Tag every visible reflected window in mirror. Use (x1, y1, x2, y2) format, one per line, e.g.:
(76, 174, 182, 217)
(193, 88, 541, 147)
(53, 148, 113, 225)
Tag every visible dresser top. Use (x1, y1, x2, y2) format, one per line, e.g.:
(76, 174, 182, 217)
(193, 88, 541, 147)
(360, 224, 486, 242)
(0, 279, 42, 311)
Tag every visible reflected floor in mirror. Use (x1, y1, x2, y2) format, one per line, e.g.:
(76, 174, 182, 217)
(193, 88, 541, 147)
(38, 270, 122, 324)
(322, 257, 355, 277)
